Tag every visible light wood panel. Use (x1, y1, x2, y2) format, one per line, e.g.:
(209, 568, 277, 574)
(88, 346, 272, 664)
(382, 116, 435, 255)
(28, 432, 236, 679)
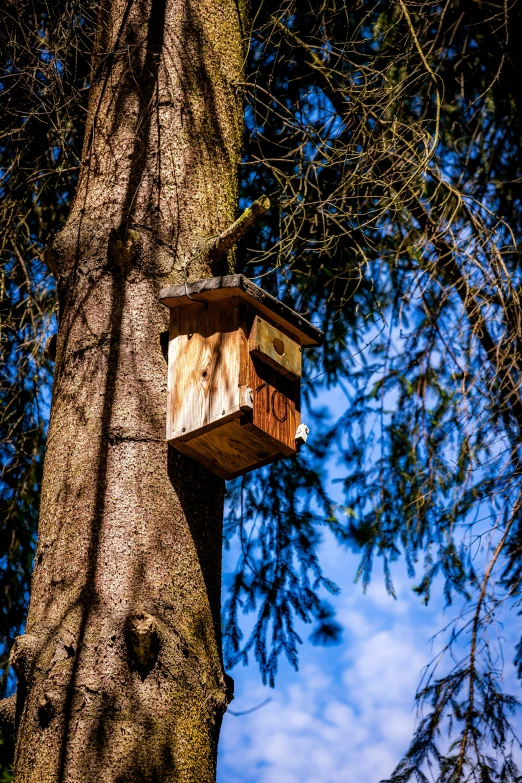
(176, 418, 296, 480)
(167, 298, 246, 441)
(181, 419, 275, 478)
(249, 315, 302, 378)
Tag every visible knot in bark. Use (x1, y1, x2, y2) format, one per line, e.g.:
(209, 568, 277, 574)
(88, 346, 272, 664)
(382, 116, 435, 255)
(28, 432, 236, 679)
(224, 674, 234, 704)
(10, 634, 39, 686)
(125, 611, 160, 680)
(108, 226, 141, 273)
(37, 691, 57, 729)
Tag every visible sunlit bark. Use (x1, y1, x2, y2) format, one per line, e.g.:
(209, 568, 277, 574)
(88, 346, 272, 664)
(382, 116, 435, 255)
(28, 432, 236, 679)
(10, 1, 245, 779)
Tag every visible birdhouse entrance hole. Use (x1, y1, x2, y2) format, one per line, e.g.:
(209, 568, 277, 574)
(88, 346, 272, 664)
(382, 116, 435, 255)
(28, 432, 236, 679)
(159, 275, 323, 480)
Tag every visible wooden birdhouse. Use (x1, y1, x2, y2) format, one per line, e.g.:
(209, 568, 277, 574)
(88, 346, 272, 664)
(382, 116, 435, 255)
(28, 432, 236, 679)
(159, 275, 323, 480)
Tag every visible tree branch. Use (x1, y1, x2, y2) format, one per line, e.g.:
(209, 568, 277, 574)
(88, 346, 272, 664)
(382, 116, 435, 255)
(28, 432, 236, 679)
(0, 694, 17, 733)
(270, 16, 348, 120)
(209, 195, 271, 261)
(408, 193, 522, 430)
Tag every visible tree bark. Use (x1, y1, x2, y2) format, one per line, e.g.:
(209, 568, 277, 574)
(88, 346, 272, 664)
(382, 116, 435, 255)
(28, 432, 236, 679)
(11, 0, 245, 780)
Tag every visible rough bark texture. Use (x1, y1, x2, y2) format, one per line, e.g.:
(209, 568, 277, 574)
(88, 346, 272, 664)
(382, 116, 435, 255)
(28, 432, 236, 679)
(11, 0, 245, 780)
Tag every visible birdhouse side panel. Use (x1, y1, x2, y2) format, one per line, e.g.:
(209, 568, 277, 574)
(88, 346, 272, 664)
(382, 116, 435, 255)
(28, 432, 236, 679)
(167, 299, 246, 441)
(249, 356, 300, 454)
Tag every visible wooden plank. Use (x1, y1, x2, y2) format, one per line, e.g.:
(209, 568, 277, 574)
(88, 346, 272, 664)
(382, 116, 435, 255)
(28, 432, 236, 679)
(239, 385, 254, 412)
(249, 316, 302, 378)
(159, 274, 323, 347)
(176, 418, 281, 479)
(168, 437, 235, 480)
(167, 298, 246, 440)
(250, 356, 300, 452)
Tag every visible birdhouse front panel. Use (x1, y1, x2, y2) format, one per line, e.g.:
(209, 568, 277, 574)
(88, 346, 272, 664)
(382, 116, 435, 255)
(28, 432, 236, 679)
(249, 315, 302, 378)
(160, 275, 323, 480)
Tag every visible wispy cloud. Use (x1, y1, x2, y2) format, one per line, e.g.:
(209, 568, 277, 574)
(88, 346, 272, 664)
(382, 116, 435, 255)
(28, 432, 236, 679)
(219, 552, 443, 783)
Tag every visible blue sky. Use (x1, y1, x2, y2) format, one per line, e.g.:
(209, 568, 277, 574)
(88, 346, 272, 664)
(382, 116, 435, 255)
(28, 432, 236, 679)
(217, 386, 522, 783)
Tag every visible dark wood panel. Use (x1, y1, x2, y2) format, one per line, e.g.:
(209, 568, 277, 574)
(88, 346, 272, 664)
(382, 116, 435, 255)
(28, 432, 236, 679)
(249, 356, 300, 452)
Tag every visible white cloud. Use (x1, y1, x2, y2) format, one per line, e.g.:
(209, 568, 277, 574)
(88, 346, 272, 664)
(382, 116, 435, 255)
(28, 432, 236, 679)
(218, 560, 443, 783)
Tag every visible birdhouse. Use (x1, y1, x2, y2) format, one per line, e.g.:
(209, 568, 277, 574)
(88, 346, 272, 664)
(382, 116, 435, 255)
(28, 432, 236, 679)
(159, 275, 323, 480)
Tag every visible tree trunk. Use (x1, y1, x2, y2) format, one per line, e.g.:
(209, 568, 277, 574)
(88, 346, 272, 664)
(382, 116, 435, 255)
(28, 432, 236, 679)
(10, 1, 245, 779)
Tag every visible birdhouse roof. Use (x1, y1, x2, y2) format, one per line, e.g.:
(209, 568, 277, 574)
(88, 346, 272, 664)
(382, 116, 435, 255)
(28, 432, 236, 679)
(159, 275, 323, 347)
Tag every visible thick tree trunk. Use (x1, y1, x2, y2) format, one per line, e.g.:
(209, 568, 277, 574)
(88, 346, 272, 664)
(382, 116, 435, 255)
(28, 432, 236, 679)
(10, 1, 245, 779)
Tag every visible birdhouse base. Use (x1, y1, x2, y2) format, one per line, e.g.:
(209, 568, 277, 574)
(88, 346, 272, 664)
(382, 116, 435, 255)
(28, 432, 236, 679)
(170, 417, 295, 480)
